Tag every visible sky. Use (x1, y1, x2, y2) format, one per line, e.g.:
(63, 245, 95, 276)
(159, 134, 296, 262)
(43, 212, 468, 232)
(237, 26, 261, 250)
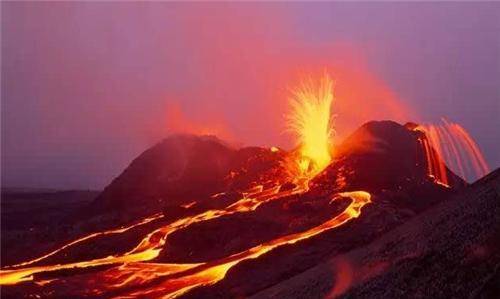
(2, 2, 499, 190)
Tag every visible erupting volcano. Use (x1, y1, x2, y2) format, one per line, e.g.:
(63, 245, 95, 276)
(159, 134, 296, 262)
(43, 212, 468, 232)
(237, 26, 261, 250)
(1, 72, 498, 299)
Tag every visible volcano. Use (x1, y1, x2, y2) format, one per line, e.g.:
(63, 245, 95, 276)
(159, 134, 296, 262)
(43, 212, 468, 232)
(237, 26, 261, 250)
(91, 134, 290, 220)
(1, 119, 497, 299)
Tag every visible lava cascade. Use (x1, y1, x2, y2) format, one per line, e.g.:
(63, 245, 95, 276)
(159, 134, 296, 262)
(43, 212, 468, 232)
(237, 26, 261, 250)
(415, 118, 490, 185)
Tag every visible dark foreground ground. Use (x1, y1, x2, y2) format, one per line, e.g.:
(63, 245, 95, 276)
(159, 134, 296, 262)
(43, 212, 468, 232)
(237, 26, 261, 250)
(1, 189, 99, 266)
(250, 169, 500, 299)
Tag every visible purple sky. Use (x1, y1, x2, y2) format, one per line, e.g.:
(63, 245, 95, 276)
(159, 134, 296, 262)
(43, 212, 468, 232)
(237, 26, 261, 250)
(2, 2, 499, 189)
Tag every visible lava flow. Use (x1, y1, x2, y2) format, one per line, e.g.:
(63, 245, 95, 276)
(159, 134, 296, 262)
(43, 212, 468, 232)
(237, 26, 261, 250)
(120, 191, 371, 298)
(0, 183, 305, 285)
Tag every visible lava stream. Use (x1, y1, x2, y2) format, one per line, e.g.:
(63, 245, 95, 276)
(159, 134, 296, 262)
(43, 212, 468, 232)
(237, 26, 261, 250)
(5, 213, 164, 269)
(120, 191, 371, 299)
(0, 183, 305, 285)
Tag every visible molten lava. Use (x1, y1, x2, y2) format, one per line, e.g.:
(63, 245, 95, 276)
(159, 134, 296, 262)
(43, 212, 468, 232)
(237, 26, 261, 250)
(415, 118, 490, 185)
(0, 185, 371, 296)
(287, 73, 335, 178)
(123, 192, 371, 299)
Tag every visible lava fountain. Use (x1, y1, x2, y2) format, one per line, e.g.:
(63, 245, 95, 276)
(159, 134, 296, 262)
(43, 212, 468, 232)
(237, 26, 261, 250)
(287, 73, 335, 178)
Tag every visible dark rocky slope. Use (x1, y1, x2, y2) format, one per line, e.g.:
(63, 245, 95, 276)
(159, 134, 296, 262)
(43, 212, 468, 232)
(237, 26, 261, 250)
(250, 168, 500, 299)
(177, 121, 468, 298)
(89, 134, 288, 218)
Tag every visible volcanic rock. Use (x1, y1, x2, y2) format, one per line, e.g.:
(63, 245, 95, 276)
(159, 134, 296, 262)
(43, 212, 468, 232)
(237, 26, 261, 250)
(90, 134, 288, 218)
(90, 121, 465, 220)
(323, 120, 466, 191)
(176, 121, 470, 298)
(93, 135, 233, 212)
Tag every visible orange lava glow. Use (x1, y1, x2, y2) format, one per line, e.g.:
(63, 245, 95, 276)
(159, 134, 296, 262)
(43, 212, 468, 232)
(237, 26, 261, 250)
(0, 184, 371, 296)
(328, 258, 354, 299)
(124, 191, 371, 299)
(415, 118, 489, 184)
(0, 182, 302, 284)
(5, 213, 164, 269)
(165, 102, 234, 141)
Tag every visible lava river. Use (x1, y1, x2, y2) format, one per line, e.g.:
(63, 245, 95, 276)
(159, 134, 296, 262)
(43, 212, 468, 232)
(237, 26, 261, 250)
(0, 181, 371, 298)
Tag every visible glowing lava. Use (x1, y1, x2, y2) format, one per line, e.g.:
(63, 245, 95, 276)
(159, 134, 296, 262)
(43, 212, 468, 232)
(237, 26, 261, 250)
(0, 183, 303, 286)
(122, 191, 371, 299)
(0, 185, 372, 297)
(415, 118, 490, 185)
(287, 73, 335, 178)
